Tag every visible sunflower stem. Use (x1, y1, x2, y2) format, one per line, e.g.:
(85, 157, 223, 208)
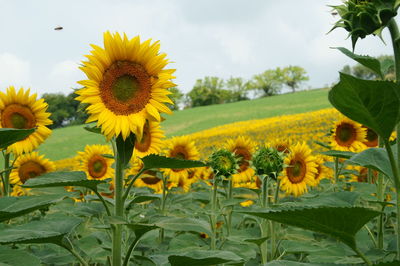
(210, 176, 219, 250)
(3, 153, 10, 196)
(92, 189, 112, 216)
(122, 168, 145, 202)
(226, 177, 233, 236)
(123, 235, 141, 266)
(260, 175, 269, 264)
(367, 168, 373, 184)
(376, 168, 385, 249)
(352, 246, 372, 266)
(334, 157, 339, 185)
(159, 174, 168, 243)
(271, 176, 280, 259)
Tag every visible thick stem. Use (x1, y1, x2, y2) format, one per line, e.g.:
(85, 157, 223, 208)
(226, 178, 233, 236)
(270, 177, 280, 260)
(210, 177, 219, 250)
(352, 246, 372, 266)
(376, 171, 385, 249)
(3, 153, 10, 196)
(260, 175, 269, 264)
(112, 148, 124, 266)
(159, 175, 168, 243)
(334, 157, 339, 184)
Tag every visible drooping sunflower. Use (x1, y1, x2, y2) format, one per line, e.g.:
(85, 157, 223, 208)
(225, 136, 256, 183)
(331, 117, 367, 152)
(10, 152, 55, 196)
(76, 32, 175, 141)
(279, 142, 318, 197)
(134, 120, 165, 157)
(0, 86, 52, 155)
(77, 144, 114, 181)
(134, 170, 163, 193)
(162, 136, 200, 183)
(362, 126, 378, 147)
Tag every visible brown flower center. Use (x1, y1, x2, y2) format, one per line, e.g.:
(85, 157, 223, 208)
(170, 146, 188, 172)
(88, 155, 108, 179)
(141, 171, 161, 185)
(234, 147, 251, 173)
(135, 121, 151, 152)
(100, 61, 151, 115)
(364, 127, 378, 147)
(2, 104, 36, 129)
(286, 159, 306, 184)
(335, 123, 357, 147)
(18, 161, 46, 183)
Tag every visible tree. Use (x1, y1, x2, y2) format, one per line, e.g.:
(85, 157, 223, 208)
(340, 55, 394, 80)
(168, 87, 184, 110)
(187, 77, 225, 107)
(281, 66, 309, 93)
(225, 77, 250, 102)
(250, 69, 283, 96)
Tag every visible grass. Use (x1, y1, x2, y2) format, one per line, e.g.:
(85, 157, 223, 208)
(38, 88, 331, 160)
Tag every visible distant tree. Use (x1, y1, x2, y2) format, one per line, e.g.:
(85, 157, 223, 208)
(250, 69, 283, 96)
(340, 55, 394, 80)
(168, 87, 184, 110)
(281, 66, 309, 93)
(187, 77, 225, 107)
(225, 77, 250, 102)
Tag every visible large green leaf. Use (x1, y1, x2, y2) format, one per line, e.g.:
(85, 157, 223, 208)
(0, 215, 82, 246)
(241, 206, 380, 249)
(0, 128, 35, 149)
(116, 134, 135, 168)
(141, 154, 206, 170)
(155, 217, 212, 236)
(348, 147, 393, 182)
(0, 194, 65, 222)
(22, 171, 107, 191)
(333, 47, 384, 79)
(168, 250, 243, 266)
(0, 249, 41, 266)
(329, 73, 400, 139)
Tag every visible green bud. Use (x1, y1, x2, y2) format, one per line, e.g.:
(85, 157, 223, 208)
(208, 149, 239, 177)
(252, 147, 284, 178)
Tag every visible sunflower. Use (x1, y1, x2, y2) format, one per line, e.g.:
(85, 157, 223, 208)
(362, 126, 378, 147)
(331, 117, 366, 152)
(313, 155, 330, 184)
(349, 166, 377, 183)
(134, 170, 163, 193)
(0, 86, 52, 155)
(162, 136, 200, 183)
(10, 152, 55, 196)
(279, 142, 318, 197)
(225, 136, 256, 183)
(76, 32, 175, 141)
(134, 120, 165, 157)
(178, 168, 201, 192)
(77, 144, 114, 181)
(268, 138, 292, 154)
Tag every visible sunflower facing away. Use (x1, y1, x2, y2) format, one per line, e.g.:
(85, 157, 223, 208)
(279, 142, 318, 197)
(162, 136, 200, 184)
(134, 170, 163, 193)
(225, 136, 256, 183)
(362, 126, 378, 147)
(10, 152, 55, 196)
(134, 120, 165, 157)
(76, 32, 175, 140)
(77, 144, 114, 181)
(331, 117, 366, 152)
(0, 86, 52, 155)
(313, 155, 330, 185)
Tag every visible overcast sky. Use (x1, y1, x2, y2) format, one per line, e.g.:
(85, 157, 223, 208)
(0, 0, 395, 96)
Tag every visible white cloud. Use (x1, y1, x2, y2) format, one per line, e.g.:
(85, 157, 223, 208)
(0, 53, 31, 88)
(47, 60, 84, 94)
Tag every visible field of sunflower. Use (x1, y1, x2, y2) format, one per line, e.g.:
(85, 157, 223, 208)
(1, 1, 400, 265)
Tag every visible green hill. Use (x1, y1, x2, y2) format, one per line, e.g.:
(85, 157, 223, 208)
(38, 88, 331, 160)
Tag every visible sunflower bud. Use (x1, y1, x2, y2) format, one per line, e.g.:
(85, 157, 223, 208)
(208, 149, 239, 177)
(252, 147, 284, 178)
(330, 0, 399, 48)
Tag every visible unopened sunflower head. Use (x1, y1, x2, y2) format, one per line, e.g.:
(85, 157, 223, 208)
(208, 149, 239, 178)
(252, 147, 284, 178)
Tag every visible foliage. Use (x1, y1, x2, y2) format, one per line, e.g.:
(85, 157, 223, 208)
(187, 77, 226, 107)
(168, 87, 184, 110)
(340, 54, 395, 80)
(281, 65, 309, 93)
(250, 69, 283, 96)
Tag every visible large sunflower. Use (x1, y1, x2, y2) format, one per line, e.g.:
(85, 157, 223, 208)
(331, 117, 366, 152)
(225, 136, 256, 183)
(162, 136, 200, 183)
(0, 86, 52, 155)
(77, 144, 114, 181)
(10, 152, 55, 196)
(76, 32, 175, 140)
(134, 120, 165, 157)
(279, 142, 318, 197)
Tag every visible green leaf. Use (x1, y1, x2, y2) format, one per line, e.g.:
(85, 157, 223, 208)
(348, 148, 393, 182)
(321, 150, 356, 159)
(22, 171, 107, 191)
(130, 195, 161, 204)
(116, 134, 135, 168)
(333, 47, 384, 79)
(155, 217, 212, 236)
(141, 154, 206, 170)
(0, 249, 41, 266)
(243, 236, 268, 246)
(241, 206, 380, 249)
(329, 73, 400, 139)
(126, 223, 159, 239)
(83, 124, 102, 135)
(0, 128, 35, 149)
(374, 261, 400, 266)
(0, 215, 82, 246)
(0, 194, 65, 222)
(168, 250, 243, 266)
(265, 261, 334, 266)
